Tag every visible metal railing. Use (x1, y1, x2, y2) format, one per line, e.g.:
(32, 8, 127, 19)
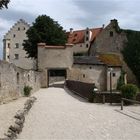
(121, 98, 140, 110)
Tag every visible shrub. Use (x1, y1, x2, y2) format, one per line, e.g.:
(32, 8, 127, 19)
(121, 84, 138, 104)
(23, 86, 32, 97)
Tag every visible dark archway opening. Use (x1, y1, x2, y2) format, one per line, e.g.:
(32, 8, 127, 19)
(48, 69, 67, 87)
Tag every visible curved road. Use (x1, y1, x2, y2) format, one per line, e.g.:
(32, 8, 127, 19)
(18, 87, 140, 140)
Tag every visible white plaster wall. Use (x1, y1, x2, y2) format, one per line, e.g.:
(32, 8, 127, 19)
(3, 20, 35, 69)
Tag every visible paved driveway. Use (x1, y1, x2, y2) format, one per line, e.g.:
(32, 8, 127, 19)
(18, 87, 140, 140)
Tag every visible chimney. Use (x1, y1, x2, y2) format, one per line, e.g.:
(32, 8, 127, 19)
(102, 24, 105, 28)
(110, 19, 118, 26)
(70, 28, 73, 34)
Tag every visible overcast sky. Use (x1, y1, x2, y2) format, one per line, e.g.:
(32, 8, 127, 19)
(0, 0, 140, 59)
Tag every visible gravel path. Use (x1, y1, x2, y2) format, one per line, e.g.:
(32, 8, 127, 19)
(18, 87, 140, 140)
(0, 97, 28, 138)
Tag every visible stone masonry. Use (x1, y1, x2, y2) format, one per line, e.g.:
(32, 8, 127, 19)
(0, 60, 41, 103)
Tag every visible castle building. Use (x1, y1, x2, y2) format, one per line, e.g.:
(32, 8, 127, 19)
(67, 27, 102, 54)
(3, 19, 35, 69)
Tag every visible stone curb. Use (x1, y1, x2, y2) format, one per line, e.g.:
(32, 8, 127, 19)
(0, 96, 37, 140)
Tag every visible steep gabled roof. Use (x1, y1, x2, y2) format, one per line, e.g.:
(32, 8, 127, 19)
(4, 19, 30, 39)
(67, 27, 103, 44)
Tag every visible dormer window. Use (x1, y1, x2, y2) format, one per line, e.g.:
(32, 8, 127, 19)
(18, 27, 20, 31)
(110, 31, 113, 37)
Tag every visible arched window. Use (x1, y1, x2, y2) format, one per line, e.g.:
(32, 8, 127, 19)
(0, 73, 1, 87)
(17, 72, 20, 84)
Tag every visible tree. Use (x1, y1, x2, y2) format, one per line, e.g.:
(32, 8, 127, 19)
(122, 30, 140, 84)
(23, 15, 67, 59)
(0, 0, 10, 9)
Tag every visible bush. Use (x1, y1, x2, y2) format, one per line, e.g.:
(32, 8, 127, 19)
(117, 70, 125, 90)
(23, 86, 32, 97)
(121, 84, 138, 104)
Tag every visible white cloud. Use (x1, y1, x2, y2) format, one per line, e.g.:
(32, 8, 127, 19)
(1, 0, 140, 59)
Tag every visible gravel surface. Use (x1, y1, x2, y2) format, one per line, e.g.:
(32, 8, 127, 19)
(0, 97, 28, 138)
(17, 87, 140, 140)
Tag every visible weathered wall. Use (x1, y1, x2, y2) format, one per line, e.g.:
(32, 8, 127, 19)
(38, 45, 73, 70)
(90, 20, 127, 55)
(89, 19, 137, 84)
(67, 64, 106, 91)
(0, 60, 41, 103)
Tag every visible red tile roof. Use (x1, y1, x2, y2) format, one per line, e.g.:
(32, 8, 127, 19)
(67, 27, 103, 44)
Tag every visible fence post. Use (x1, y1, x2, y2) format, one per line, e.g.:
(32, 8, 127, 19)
(121, 99, 123, 110)
(103, 95, 105, 104)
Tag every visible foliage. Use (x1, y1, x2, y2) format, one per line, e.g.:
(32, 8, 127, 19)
(0, 0, 10, 9)
(121, 84, 138, 104)
(122, 30, 140, 84)
(23, 86, 32, 97)
(117, 70, 125, 90)
(23, 15, 67, 59)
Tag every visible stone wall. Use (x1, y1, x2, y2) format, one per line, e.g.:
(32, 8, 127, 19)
(67, 64, 106, 91)
(0, 60, 41, 103)
(89, 19, 137, 84)
(90, 20, 127, 55)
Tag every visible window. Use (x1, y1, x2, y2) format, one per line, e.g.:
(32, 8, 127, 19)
(23, 27, 26, 30)
(28, 74, 30, 81)
(18, 27, 20, 31)
(15, 43, 19, 48)
(15, 54, 19, 59)
(86, 37, 89, 41)
(7, 43, 10, 48)
(110, 31, 113, 37)
(73, 38, 76, 42)
(35, 75, 36, 82)
(74, 33, 77, 37)
(7, 55, 10, 59)
(89, 66, 92, 69)
(86, 44, 88, 48)
(17, 73, 19, 84)
(113, 73, 116, 77)
(83, 74, 85, 78)
(13, 34, 16, 38)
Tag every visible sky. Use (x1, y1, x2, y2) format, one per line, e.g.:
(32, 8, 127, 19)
(0, 0, 140, 59)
